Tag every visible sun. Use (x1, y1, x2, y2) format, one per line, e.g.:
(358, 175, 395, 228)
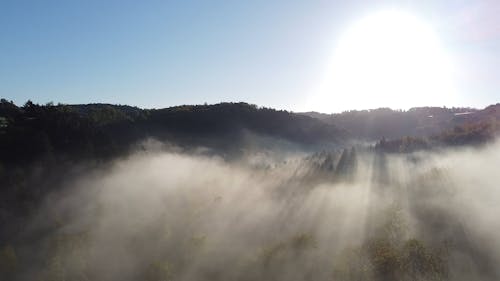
(310, 10, 456, 113)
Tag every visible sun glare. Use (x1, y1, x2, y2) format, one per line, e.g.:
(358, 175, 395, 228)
(311, 10, 456, 112)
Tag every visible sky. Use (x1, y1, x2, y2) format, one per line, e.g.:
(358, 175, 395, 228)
(1, 0, 499, 113)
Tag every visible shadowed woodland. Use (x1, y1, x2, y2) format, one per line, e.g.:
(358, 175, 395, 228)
(1, 99, 500, 281)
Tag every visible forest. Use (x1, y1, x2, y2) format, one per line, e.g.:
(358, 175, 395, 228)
(1, 99, 500, 281)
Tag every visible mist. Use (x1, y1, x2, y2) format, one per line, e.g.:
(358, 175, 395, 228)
(5, 139, 500, 281)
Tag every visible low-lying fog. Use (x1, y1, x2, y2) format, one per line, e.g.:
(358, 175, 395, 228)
(12, 139, 500, 281)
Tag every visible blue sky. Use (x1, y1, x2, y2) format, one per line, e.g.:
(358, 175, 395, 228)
(1, 0, 499, 112)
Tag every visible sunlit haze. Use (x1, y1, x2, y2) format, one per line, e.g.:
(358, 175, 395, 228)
(1, 2, 500, 280)
(308, 10, 456, 112)
(1, 1, 499, 112)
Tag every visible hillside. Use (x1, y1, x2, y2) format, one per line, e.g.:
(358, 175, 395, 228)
(1, 99, 500, 281)
(0, 100, 347, 165)
(303, 104, 500, 141)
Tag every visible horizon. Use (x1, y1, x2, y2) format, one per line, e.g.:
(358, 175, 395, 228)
(2, 98, 494, 115)
(2, 2, 500, 279)
(1, 1, 500, 113)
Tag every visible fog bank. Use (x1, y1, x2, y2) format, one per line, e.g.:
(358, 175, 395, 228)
(5, 140, 500, 281)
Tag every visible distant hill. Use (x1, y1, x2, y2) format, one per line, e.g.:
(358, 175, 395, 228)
(302, 104, 500, 141)
(0, 100, 347, 165)
(1, 99, 499, 165)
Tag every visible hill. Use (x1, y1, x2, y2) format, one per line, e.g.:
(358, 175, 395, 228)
(302, 104, 500, 141)
(0, 100, 347, 165)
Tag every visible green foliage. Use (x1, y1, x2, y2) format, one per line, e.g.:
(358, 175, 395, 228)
(189, 234, 207, 250)
(380, 204, 408, 244)
(0, 245, 18, 276)
(43, 234, 91, 281)
(289, 233, 318, 252)
(333, 246, 373, 281)
(333, 205, 449, 281)
(87, 105, 132, 125)
(367, 239, 400, 280)
(46, 252, 66, 281)
(436, 122, 496, 146)
(0, 101, 346, 168)
(260, 233, 317, 267)
(400, 239, 448, 281)
(375, 136, 430, 153)
(260, 241, 287, 267)
(145, 260, 174, 281)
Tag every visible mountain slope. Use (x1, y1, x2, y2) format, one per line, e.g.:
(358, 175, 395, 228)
(0, 100, 347, 165)
(303, 104, 499, 140)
